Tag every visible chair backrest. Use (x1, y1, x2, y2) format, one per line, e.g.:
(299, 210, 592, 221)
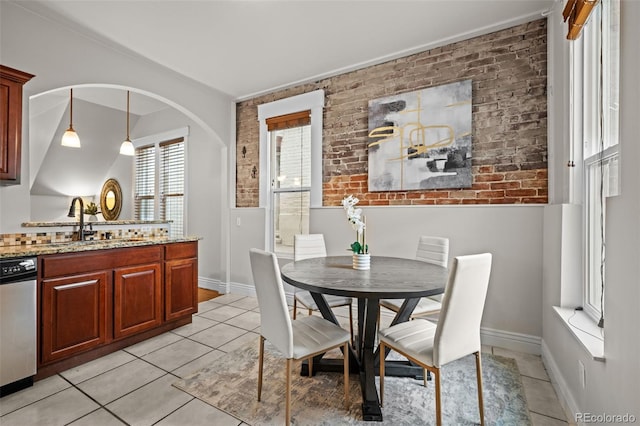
(415, 236, 449, 268)
(294, 234, 327, 261)
(433, 253, 492, 366)
(249, 248, 293, 358)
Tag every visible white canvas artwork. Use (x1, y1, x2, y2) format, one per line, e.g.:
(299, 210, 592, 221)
(367, 79, 472, 191)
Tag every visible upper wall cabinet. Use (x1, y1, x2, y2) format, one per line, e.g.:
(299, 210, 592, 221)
(1, 65, 35, 185)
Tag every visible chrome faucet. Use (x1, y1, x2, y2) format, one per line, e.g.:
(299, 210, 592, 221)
(67, 197, 96, 241)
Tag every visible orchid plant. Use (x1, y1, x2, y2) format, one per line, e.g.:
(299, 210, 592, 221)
(342, 195, 368, 254)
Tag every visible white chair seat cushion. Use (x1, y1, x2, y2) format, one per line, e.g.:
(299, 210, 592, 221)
(378, 319, 438, 366)
(291, 315, 351, 360)
(295, 292, 351, 310)
(379, 297, 442, 315)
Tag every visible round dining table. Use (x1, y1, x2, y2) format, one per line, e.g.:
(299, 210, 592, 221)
(280, 255, 448, 422)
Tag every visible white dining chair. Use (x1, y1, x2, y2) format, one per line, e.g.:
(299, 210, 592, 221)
(378, 236, 449, 326)
(293, 234, 354, 342)
(378, 253, 492, 426)
(249, 248, 350, 425)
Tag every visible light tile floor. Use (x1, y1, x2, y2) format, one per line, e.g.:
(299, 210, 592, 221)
(0, 294, 572, 425)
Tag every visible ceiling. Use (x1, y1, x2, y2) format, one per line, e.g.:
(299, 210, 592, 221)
(17, 0, 556, 101)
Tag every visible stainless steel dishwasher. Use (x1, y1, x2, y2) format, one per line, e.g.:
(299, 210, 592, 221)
(0, 256, 37, 397)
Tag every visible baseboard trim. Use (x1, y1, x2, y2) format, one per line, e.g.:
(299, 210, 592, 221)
(198, 276, 226, 293)
(541, 339, 580, 424)
(227, 281, 295, 304)
(480, 326, 541, 355)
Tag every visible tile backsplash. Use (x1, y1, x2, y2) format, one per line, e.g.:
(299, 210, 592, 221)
(0, 228, 169, 247)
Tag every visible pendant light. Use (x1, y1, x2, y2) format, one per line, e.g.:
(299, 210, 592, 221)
(61, 88, 81, 148)
(119, 90, 135, 156)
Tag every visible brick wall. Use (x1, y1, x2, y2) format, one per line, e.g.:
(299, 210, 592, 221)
(236, 19, 547, 207)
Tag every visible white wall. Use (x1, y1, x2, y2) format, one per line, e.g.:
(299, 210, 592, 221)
(133, 108, 225, 282)
(30, 99, 131, 198)
(231, 204, 544, 344)
(543, 1, 640, 421)
(0, 2, 232, 283)
(315, 205, 544, 338)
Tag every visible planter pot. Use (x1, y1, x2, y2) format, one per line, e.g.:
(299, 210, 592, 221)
(352, 253, 371, 270)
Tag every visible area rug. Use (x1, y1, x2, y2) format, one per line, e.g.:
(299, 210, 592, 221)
(174, 340, 531, 425)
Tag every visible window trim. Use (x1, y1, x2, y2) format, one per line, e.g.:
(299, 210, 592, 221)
(133, 126, 189, 236)
(257, 90, 324, 209)
(257, 90, 324, 253)
(570, 0, 619, 324)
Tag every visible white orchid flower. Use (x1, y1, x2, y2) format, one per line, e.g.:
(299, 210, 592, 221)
(342, 195, 359, 209)
(342, 194, 368, 254)
(351, 218, 365, 234)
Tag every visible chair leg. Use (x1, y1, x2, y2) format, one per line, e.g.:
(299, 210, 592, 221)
(343, 342, 350, 409)
(308, 357, 313, 377)
(258, 336, 265, 401)
(293, 298, 297, 320)
(423, 367, 427, 387)
(286, 358, 292, 425)
(434, 367, 442, 426)
(475, 351, 485, 426)
(379, 342, 385, 407)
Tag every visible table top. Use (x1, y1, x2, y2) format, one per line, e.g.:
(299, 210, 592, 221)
(281, 255, 448, 299)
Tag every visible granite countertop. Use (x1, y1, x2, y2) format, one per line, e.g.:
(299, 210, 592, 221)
(22, 220, 172, 227)
(0, 236, 200, 259)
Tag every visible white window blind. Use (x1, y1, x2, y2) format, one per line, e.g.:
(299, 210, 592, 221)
(160, 139, 185, 237)
(135, 145, 155, 221)
(134, 137, 185, 237)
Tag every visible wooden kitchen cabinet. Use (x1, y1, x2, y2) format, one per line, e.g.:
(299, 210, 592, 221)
(0, 65, 34, 184)
(37, 242, 198, 378)
(114, 263, 162, 339)
(41, 271, 109, 364)
(165, 242, 198, 321)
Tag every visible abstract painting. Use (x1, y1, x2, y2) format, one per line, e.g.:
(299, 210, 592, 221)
(367, 79, 472, 191)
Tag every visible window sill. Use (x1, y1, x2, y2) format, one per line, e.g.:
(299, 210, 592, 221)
(553, 306, 605, 362)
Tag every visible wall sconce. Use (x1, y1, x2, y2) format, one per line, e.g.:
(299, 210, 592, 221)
(251, 166, 257, 179)
(241, 146, 247, 158)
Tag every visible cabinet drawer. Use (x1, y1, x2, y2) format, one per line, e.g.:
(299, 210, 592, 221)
(165, 241, 197, 260)
(41, 245, 163, 278)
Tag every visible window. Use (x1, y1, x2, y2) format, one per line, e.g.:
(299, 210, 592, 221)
(257, 90, 324, 257)
(135, 137, 185, 238)
(572, 0, 620, 324)
(269, 115, 311, 255)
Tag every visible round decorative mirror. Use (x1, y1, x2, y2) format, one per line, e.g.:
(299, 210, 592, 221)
(100, 178, 122, 221)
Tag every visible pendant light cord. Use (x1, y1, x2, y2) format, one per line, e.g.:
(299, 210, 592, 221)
(126, 90, 130, 140)
(69, 88, 74, 128)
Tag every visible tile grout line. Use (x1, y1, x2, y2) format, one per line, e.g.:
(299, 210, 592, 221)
(57, 373, 132, 426)
(529, 409, 570, 423)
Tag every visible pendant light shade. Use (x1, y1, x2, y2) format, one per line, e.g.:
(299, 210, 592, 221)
(119, 90, 135, 156)
(61, 88, 81, 148)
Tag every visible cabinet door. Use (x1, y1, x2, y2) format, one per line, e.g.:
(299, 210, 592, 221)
(0, 65, 34, 183)
(113, 263, 162, 339)
(165, 258, 198, 321)
(41, 271, 108, 364)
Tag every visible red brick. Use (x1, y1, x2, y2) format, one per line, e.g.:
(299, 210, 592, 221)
(236, 19, 548, 207)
